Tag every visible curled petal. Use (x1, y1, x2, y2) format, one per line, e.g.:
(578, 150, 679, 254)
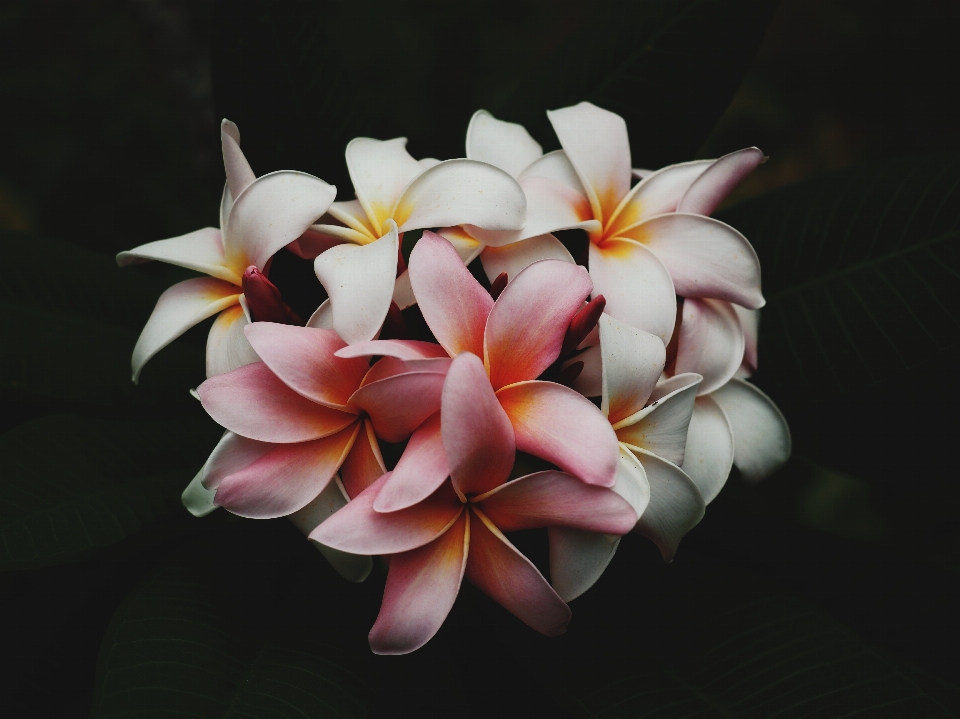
(201, 431, 271, 491)
(359, 356, 452, 388)
(336, 339, 450, 362)
(479, 233, 574, 284)
(588, 240, 677, 344)
(547, 529, 620, 603)
(466, 508, 571, 637)
(677, 147, 764, 216)
(520, 150, 586, 195)
(632, 448, 705, 562)
(198, 362, 357, 443)
(598, 314, 666, 424)
(225, 170, 337, 272)
(615, 374, 701, 465)
(442, 353, 515, 497)
(466, 109, 542, 178)
(607, 160, 713, 232)
(340, 419, 387, 499)
(345, 137, 424, 235)
(369, 511, 468, 655)
(409, 230, 493, 357)
(711, 379, 791, 483)
(681, 395, 734, 504)
(394, 159, 526, 233)
(314, 223, 399, 344)
(310, 475, 462, 555)
(485, 259, 592, 389)
(206, 304, 260, 378)
(132, 277, 240, 383)
(734, 305, 759, 377)
(306, 299, 334, 330)
(375, 413, 450, 512)
(496, 380, 618, 487)
(350, 369, 446, 443)
(476, 470, 637, 534)
(221, 119, 256, 200)
(245, 323, 368, 409)
(117, 227, 235, 284)
(182, 468, 218, 518)
(674, 298, 745, 395)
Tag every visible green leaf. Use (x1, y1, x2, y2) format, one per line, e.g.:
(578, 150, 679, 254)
(718, 153, 960, 400)
(0, 413, 221, 570)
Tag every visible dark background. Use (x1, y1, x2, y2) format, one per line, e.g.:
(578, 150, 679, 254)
(2, 1, 959, 716)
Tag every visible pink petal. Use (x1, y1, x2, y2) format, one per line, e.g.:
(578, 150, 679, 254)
(244, 323, 368, 409)
(677, 147, 764, 216)
(198, 362, 357, 443)
(314, 225, 399, 345)
(117, 227, 235, 284)
(631, 448, 705, 562)
(606, 160, 713, 233)
(335, 339, 450, 362)
(466, 508, 571, 636)
(674, 298, 745, 395)
(588, 240, 677, 344)
(368, 511, 468, 655)
(547, 102, 630, 225)
(224, 170, 337, 272)
(466, 110, 542, 178)
(615, 374, 701, 466)
(345, 137, 425, 236)
(483, 260, 592, 389)
(374, 412, 450, 512)
(201, 431, 271, 490)
(408, 230, 493, 358)
(711, 378, 791, 483)
(620, 214, 764, 309)
(681, 395, 734, 504)
(496, 380, 618, 487)
(359, 356, 452, 388)
(479, 233, 574, 284)
(220, 119, 256, 201)
(310, 475, 463, 555)
(394, 159, 526, 233)
(132, 277, 240, 382)
(475, 470, 637, 534)
(597, 314, 666, 425)
(215, 423, 360, 518)
(442, 353, 516, 497)
(206, 304, 260, 378)
(350, 369, 447, 443)
(340, 419, 387, 499)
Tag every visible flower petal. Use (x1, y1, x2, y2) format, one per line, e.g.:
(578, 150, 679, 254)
(327, 199, 378, 240)
(345, 137, 424, 235)
(632, 447, 705, 562)
(496, 380, 618, 487)
(358, 356, 452, 387)
(436, 226, 485, 264)
(674, 298, 745, 395)
(285, 225, 350, 259)
(607, 160, 713, 232)
(374, 412, 450, 512)
(369, 511, 468, 655)
(711, 378, 791, 483)
(132, 277, 240, 383)
(547, 101, 630, 224)
(314, 223, 399, 344)
(619, 214, 764, 308)
(734, 305, 759, 377)
(479, 233, 574, 284)
(476, 470, 637, 533)
(335, 339, 450, 361)
(288, 478, 373, 583)
(225, 170, 337, 271)
(340, 419, 387, 499)
(598, 314, 666, 425)
(394, 159, 526, 233)
(117, 227, 235, 283)
(198, 362, 357, 442)
(306, 299, 334, 329)
(350, 369, 447, 443)
(310, 475, 463, 555)
(442, 353, 515, 497)
(200, 430, 271, 490)
(205, 304, 261, 378)
(466, 110, 543, 178)
(244, 323, 368, 409)
(409, 230, 493, 357)
(677, 147, 764, 216)
(484, 259, 593, 389)
(181, 468, 218, 518)
(547, 529, 619, 603)
(588, 240, 677, 344)
(615, 374, 701, 465)
(565, 344, 602, 398)
(681, 395, 734, 504)
(220, 119, 256, 201)
(519, 149, 586, 195)
(466, 508, 571, 636)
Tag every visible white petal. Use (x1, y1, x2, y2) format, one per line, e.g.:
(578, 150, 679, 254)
(285, 225, 350, 259)
(345, 137, 424, 236)
(734, 305, 759, 378)
(632, 447, 704, 562)
(437, 226, 485, 265)
(117, 227, 236, 284)
(624, 159, 713, 219)
(598, 314, 666, 425)
(327, 198, 377, 239)
(306, 299, 334, 329)
(711, 378, 791, 483)
(181, 468, 219, 517)
(392, 271, 417, 311)
(677, 147, 764, 216)
(615, 374, 701, 466)
(519, 149, 586, 195)
(674, 298, 745, 395)
(205, 304, 261, 377)
(466, 109, 543, 178)
(221, 119, 256, 201)
(201, 431, 271, 490)
(680, 395, 734, 504)
(479, 233, 573, 284)
(565, 344, 602, 398)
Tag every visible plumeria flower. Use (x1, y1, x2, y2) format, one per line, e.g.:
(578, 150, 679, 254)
(117, 120, 336, 381)
(289, 136, 527, 344)
(334, 230, 621, 508)
(553, 314, 705, 601)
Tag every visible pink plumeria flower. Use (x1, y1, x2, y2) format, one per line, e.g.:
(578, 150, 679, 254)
(334, 230, 621, 508)
(117, 120, 336, 381)
(287, 137, 527, 344)
(554, 314, 705, 601)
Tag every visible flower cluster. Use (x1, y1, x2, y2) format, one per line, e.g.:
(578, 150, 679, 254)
(120, 102, 791, 654)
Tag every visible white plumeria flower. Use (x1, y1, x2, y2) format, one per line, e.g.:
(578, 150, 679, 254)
(551, 314, 706, 602)
(289, 136, 527, 344)
(117, 120, 336, 381)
